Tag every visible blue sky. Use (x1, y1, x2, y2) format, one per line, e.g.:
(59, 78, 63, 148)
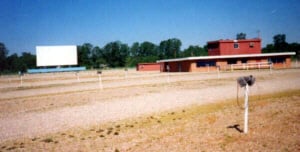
(1, 0, 300, 55)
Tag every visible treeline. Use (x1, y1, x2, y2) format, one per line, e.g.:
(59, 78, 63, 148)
(262, 34, 300, 55)
(1, 35, 299, 74)
(0, 38, 207, 73)
(0, 43, 36, 73)
(77, 38, 208, 69)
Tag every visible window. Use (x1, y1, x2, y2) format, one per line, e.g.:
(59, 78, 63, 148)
(227, 59, 237, 64)
(196, 61, 216, 67)
(234, 43, 239, 49)
(241, 58, 247, 63)
(207, 43, 219, 50)
(249, 42, 254, 48)
(270, 57, 285, 63)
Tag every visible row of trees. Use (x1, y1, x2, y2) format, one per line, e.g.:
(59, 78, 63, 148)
(77, 38, 207, 69)
(1, 35, 299, 74)
(262, 34, 300, 54)
(0, 43, 36, 73)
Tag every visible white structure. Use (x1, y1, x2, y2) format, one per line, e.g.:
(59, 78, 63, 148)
(36, 45, 77, 67)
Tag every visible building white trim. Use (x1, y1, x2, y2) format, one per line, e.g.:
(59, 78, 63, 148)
(157, 52, 296, 63)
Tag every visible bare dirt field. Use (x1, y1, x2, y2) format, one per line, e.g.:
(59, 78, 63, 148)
(0, 69, 299, 151)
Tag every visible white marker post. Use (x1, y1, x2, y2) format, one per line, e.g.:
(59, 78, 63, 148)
(76, 72, 80, 82)
(98, 74, 103, 90)
(124, 68, 128, 80)
(217, 66, 220, 79)
(97, 70, 103, 90)
(244, 84, 249, 134)
(20, 75, 23, 87)
(19, 71, 23, 87)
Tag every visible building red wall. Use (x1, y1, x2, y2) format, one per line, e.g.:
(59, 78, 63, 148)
(136, 63, 161, 71)
(208, 39, 261, 56)
(160, 55, 293, 72)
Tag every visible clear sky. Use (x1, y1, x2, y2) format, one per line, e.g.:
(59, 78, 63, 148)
(1, 0, 300, 55)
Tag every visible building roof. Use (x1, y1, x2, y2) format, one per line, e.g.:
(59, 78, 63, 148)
(157, 52, 296, 63)
(207, 38, 261, 44)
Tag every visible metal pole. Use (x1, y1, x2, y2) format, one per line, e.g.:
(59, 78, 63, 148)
(244, 84, 249, 134)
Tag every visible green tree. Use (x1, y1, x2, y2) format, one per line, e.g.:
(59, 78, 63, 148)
(159, 38, 182, 59)
(78, 43, 93, 68)
(0, 42, 8, 72)
(130, 42, 140, 57)
(20, 52, 36, 70)
(139, 41, 158, 57)
(91, 46, 105, 69)
(262, 44, 275, 53)
(102, 41, 129, 67)
(6, 53, 19, 72)
(182, 45, 208, 57)
(273, 34, 288, 52)
(236, 33, 246, 40)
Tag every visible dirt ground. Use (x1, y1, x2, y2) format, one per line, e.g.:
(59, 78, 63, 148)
(0, 69, 299, 151)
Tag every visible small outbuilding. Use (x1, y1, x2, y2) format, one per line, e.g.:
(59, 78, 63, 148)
(136, 63, 161, 71)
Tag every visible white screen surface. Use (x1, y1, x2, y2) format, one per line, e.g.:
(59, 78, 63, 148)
(36, 45, 77, 67)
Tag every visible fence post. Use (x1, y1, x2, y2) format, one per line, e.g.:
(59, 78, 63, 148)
(244, 84, 249, 134)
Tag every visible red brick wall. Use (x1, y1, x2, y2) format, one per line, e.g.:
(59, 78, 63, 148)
(208, 39, 261, 56)
(137, 63, 161, 71)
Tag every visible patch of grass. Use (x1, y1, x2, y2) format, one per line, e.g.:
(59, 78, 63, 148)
(6, 146, 17, 151)
(107, 130, 112, 135)
(114, 132, 119, 135)
(41, 138, 54, 143)
(96, 129, 104, 133)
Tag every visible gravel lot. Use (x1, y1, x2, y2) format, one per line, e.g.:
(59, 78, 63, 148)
(0, 69, 299, 142)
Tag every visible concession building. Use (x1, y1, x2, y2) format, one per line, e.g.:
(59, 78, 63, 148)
(157, 38, 295, 72)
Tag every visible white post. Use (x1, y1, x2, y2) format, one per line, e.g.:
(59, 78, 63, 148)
(20, 75, 23, 87)
(270, 63, 273, 74)
(217, 67, 220, 79)
(167, 71, 170, 83)
(125, 69, 128, 80)
(231, 64, 233, 72)
(206, 64, 209, 72)
(76, 72, 80, 82)
(244, 84, 249, 134)
(98, 74, 103, 90)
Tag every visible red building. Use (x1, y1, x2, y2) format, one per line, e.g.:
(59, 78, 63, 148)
(208, 39, 261, 56)
(136, 63, 161, 71)
(157, 39, 295, 72)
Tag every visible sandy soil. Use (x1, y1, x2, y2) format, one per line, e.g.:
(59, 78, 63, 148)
(0, 69, 299, 144)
